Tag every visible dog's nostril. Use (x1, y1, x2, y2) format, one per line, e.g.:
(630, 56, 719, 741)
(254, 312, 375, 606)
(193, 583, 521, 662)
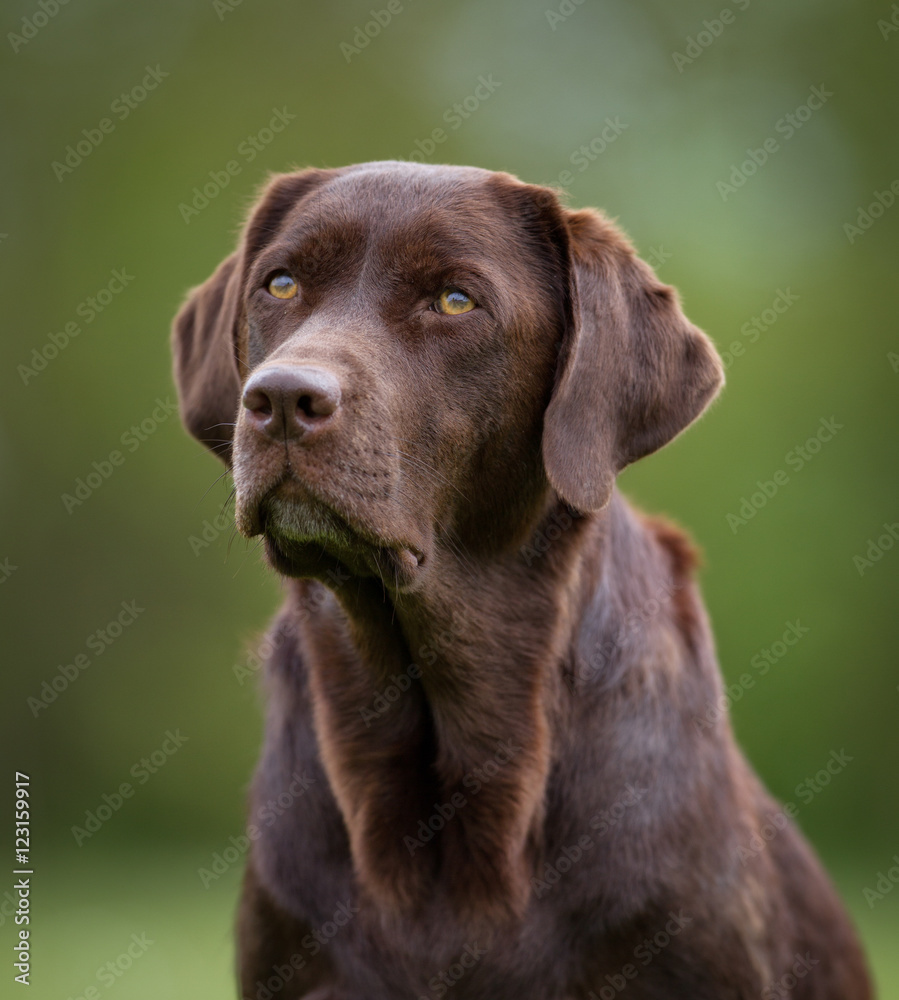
(243, 386, 273, 417)
(241, 365, 341, 438)
(296, 374, 341, 419)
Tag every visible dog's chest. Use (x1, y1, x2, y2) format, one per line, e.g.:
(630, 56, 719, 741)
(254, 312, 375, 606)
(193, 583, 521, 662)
(249, 729, 660, 999)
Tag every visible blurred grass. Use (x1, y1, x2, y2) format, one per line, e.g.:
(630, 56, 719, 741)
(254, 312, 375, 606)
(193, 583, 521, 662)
(32, 849, 899, 998)
(35, 848, 239, 997)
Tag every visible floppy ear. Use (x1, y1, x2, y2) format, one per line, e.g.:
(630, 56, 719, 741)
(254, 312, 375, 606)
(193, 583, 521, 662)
(171, 251, 243, 463)
(542, 207, 724, 512)
(171, 168, 338, 465)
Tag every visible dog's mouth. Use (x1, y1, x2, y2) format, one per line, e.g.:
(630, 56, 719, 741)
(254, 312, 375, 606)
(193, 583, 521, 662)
(237, 476, 426, 591)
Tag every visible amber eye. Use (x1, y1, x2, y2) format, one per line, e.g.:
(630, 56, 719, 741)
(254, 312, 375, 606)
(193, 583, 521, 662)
(433, 287, 475, 315)
(267, 272, 298, 299)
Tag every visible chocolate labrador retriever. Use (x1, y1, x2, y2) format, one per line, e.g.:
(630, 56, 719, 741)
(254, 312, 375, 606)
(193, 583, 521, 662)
(172, 162, 871, 999)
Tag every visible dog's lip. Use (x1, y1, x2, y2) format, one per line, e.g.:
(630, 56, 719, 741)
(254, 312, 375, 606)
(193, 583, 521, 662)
(265, 526, 426, 592)
(248, 477, 427, 585)
(267, 521, 425, 567)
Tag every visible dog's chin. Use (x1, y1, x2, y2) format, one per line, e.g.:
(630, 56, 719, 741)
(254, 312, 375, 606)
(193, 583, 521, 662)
(240, 489, 426, 593)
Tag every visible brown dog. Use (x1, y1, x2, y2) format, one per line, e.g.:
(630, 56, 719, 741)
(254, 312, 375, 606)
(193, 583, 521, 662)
(172, 162, 872, 999)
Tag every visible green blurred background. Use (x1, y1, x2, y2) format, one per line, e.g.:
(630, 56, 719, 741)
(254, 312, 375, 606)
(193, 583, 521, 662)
(2, 0, 897, 995)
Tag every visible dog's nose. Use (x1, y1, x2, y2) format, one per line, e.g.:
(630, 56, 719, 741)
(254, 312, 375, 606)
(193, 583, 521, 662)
(242, 365, 342, 440)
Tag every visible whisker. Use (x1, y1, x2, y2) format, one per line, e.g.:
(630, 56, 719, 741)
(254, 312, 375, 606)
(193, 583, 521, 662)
(231, 535, 266, 578)
(219, 486, 237, 519)
(195, 469, 234, 509)
(226, 526, 241, 560)
(388, 449, 470, 503)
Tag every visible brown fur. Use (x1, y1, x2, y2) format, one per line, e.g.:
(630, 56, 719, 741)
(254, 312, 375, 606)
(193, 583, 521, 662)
(171, 162, 872, 999)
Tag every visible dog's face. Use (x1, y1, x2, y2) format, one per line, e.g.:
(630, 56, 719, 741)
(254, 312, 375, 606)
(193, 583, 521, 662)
(173, 162, 723, 591)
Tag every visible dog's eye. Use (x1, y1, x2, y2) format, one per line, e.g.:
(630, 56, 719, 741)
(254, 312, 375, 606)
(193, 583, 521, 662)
(267, 272, 298, 300)
(433, 288, 475, 315)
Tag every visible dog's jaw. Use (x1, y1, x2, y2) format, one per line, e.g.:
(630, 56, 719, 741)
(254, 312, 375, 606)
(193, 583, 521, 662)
(232, 456, 430, 593)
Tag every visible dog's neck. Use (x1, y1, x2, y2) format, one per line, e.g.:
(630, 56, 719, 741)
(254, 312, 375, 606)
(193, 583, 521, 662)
(284, 492, 606, 924)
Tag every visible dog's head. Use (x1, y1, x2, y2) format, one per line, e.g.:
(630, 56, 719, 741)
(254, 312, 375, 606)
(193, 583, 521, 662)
(173, 161, 722, 590)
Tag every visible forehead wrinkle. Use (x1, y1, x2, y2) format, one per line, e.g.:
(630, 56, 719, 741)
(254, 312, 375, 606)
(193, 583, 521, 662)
(298, 164, 514, 240)
(269, 201, 368, 281)
(325, 160, 494, 203)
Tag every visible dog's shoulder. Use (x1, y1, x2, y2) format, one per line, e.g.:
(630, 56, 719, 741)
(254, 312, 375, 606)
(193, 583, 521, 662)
(639, 512, 701, 580)
(634, 509, 705, 654)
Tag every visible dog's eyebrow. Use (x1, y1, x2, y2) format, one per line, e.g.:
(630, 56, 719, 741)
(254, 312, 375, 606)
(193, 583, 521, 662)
(399, 257, 495, 293)
(248, 226, 365, 287)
